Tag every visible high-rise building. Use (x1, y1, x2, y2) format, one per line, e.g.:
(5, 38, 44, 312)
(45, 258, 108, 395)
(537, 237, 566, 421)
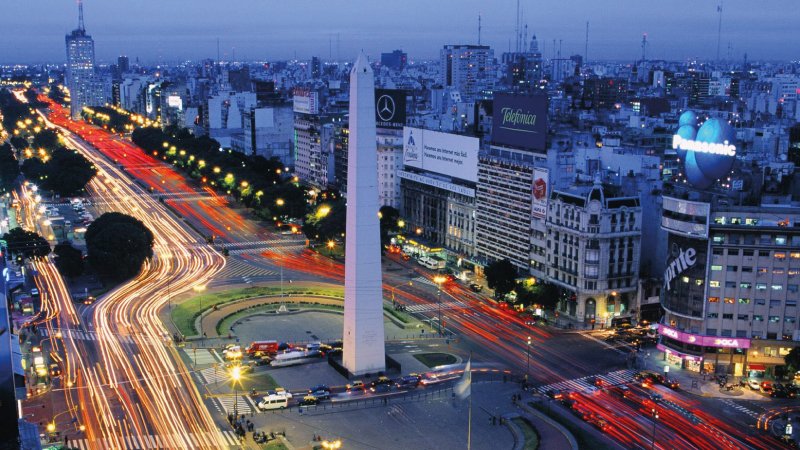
(65, 0, 97, 119)
(310, 57, 321, 79)
(440, 45, 494, 102)
(117, 55, 130, 75)
(380, 50, 407, 71)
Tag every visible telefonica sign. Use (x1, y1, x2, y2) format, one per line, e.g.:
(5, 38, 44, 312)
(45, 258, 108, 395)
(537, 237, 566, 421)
(663, 247, 697, 291)
(672, 111, 737, 189)
(491, 93, 548, 152)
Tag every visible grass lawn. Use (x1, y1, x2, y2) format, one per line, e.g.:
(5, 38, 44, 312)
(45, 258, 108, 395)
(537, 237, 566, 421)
(261, 441, 289, 450)
(311, 242, 345, 258)
(383, 304, 413, 324)
(528, 402, 615, 450)
(512, 417, 540, 450)
(171, 286, 344, 336)
(413, 352, 457, 368)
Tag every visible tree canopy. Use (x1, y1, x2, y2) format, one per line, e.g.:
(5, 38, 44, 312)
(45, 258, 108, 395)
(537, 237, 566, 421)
(785, 347, 800, 374)
(21, 147, 96, 196)
(484, 259, 518, 299)
(2, 227, 51, 260)
(379, 205, 400, 246)
(303, 200, 346, 242)
(85, 212, 154, 281)
(0, 143, 21, 194)
(53, 242, 84, 279)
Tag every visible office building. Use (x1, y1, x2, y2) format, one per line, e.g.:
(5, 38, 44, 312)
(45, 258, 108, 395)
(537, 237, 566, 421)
(381, 50, 407, 71)
(65, 1, 98, 119)
(440, 45, 494, 102)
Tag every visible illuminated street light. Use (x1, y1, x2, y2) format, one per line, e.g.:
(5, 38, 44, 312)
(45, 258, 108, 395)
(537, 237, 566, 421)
(230, 365, 242, 419)
(327, 240, 335, 257)
(322, 439, 342, 449)
(276, 198, 285, 206)
(434, 275, 447, 336)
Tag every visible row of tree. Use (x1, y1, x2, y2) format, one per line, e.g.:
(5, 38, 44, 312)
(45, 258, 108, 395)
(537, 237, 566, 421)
(485, 258, 560, 309)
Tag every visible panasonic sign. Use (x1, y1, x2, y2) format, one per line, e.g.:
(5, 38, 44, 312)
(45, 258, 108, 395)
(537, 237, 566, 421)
(663, 247, 697, 291)
(672, 134, 736, 156)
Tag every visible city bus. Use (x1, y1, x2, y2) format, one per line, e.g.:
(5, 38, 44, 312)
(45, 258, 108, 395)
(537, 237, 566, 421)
(270, 350, 321, 368)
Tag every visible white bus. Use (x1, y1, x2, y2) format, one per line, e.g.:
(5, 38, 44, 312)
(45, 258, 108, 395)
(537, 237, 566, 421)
(419, 256, 445, 270)
(270, 350, 320, 367)
(257, 394, 288, 411)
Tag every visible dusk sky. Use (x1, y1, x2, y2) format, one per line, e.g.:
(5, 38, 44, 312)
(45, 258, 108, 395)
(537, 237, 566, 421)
(3, 0, 799, 64)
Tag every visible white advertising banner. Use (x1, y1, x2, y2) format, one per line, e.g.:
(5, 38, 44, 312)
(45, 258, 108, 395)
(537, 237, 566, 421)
(403, 127, 478, 182)
(531, 168, 549, 219)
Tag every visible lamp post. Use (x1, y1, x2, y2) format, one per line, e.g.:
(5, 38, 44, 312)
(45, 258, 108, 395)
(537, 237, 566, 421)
(230, 366, 241, 420)
(651, 408, 659, 450)
(526, 336, 532, 386)
(327, 240, 335, 257)
(193, 284, 206, 342)
(391, 281, 413, 309)
(433, 275, 447, 336)
(321, 439, 342, 449)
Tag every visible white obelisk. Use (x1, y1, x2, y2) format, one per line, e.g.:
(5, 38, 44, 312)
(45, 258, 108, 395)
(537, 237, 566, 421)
(342, 53, 386, 375)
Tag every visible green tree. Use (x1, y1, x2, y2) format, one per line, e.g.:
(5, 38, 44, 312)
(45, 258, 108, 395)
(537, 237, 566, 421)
(40, 148, 97, 196)
(379, 205, 400, 246)
(32, 129, 60, 152)
(303, 200, 346, 242)
(53, 242, 84, 279)
(785, 347, 800, 374)
(0, 143, 21, 193)
(85, 212, 154, 281)
(2, 227, 51, 260)
(484, 259, 518, 299)
(20, 157, 46, 183)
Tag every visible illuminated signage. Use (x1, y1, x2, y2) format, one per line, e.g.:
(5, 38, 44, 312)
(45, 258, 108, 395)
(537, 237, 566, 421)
(531, 168, 549, 219)
(402, 127, 479, 182)
(658, 325, 751, 349)
(661, 327, 679, 339)
(491, 93, 548, 152)
(663, 247, 697, 291)
(673, 111, 737, 189)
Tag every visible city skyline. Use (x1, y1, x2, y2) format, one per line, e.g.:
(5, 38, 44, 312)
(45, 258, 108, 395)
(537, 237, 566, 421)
(2, 0, 799, 64)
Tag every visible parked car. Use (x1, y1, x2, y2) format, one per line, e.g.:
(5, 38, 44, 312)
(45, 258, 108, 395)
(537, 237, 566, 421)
(370, 376, 392, 388)
(346, 381, 366, 393)
(662, 378, 680, 390)
(308, 385, 331, 400)
(395, 376, 420, 389)
(370, 383, 393, 394)
(761, 381, 774, 393)
(748, 379, 762, 390)
(299, 395, 319, 406)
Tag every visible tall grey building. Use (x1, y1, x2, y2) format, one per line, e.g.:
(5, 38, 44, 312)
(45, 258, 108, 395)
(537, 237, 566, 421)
(65, 1, 97, 119)
(440, 45, 494, 103)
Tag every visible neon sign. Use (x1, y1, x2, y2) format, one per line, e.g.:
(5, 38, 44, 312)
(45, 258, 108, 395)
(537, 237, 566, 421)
(672, 134, 736, 156)
(673, 111, 737, 189)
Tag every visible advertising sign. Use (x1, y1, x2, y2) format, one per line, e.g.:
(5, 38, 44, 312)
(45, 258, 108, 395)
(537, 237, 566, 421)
(375, 89, 406, 130)
(531, 168, 549, 219)
(658, 324, 751, 349)
(672, 111, 737, 189)
(661, 233, 707, 319)
(402, 127, 479, 182)
(293, 88, 319, 114)
(491, 93, 548, 152)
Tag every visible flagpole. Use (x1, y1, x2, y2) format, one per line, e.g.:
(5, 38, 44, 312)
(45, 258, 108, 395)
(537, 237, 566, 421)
(467, 351, 472, 450)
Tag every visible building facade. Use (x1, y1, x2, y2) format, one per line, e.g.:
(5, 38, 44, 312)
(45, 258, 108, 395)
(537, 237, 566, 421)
(440, 45, 494, 103)
(65, 4, 97, 119)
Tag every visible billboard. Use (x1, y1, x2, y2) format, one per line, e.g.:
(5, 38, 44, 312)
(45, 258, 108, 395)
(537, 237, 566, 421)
(491, 93, 548, 152)
(293, 88, 319, 114)
(661, 233, 708, 319)
(403, 127, 479, 182)
(375, 89, 406, 130)
(672, 111, 737, 189)
(531, 168, 549, 219)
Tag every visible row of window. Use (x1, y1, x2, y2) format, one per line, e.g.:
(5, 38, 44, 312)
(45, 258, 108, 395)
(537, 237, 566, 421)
(708, 297, 798, 307)
(710, 265, 800, 274)
(706, 313, 797, 323)
(709, 281, 800, 291)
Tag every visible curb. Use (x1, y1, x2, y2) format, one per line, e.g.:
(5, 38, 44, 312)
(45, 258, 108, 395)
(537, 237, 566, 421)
(518, 400, 579, 450)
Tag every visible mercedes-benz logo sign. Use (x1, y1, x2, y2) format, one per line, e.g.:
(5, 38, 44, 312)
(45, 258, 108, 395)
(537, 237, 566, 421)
(377, 94, 396, 121)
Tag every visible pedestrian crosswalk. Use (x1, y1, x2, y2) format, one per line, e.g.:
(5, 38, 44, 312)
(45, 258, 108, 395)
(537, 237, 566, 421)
(216, 258, 277, 279)
(412, 276, 437, 287)
(197, 366, 229, 385)
(67, 430, 240, 449)
(185, 348, 221, 367)
(534, 369, 637, 395)
(216, 393, 257, 415)
(218, 238, 305, 249)
(720, 399, 760, 418)
(41, 328, 140, 345)
(404, 300, 466, 313)
(228, 245, 305, 256)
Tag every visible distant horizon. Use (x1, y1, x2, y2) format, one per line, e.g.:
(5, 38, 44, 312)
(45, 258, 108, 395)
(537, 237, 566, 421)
(2, 0, 799, 65)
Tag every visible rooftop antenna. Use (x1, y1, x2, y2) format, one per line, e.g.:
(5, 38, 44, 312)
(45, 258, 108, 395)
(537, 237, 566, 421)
(524, 24, 528, 53)
(216, 38, 220, 65)
(77, 0, 85, 31)
(478, 13, 482, 45)
(716, 1, 723, 62)
(585, 21, 589, 64)
(515, 0, 520, 53)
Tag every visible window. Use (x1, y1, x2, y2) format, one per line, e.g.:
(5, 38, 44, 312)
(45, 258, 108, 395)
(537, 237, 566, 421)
(738, 314, 749, 321)
(737, 330, 748, 337)
(742, 266, 753, 273)
(792, 252, 800, 259)
(787, 300, 797, 307)
(712, 235, 724, 244)
(787, 317, 797, 324)
(770, 300, 782, 307)
(757, 267, 768, 274)
(789, 285, 799, 293)
(756, 298, 766, 305)
(721, 329, 732, 337)
(711, 265, 723, 271)
(722, 313, 733, 320)
(708, 297, 720, 303)
(706, 328, 717, 336)
(727, 265, 738, 272)
(709, 281, 720, 288)
(743, 249, 754, 257)
(740, 282, 752, 289)
(774, 269, 786, 275)
(754, 315, 764, 322)
(728, 249, 739, 256)
(775, 252, 787, 260)
(759, 251, 770, 257)
(724, 297, 735, 304)
(769, 316, 780, 323)
(725, 281, 737, 288)
(738, 298, 751, 304)
(707, 313, 718, 319)
(776, 236, 787, 245)
(790, 268, 800, 277)
(713, 248, 724, 256)
(756, 283, 767, 290)
(772, 285, 783, 291)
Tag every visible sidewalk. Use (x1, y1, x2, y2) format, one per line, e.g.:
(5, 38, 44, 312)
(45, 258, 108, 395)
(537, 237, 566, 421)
(639, 349, 768, 401)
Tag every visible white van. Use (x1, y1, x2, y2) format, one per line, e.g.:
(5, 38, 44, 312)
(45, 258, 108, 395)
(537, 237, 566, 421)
(257, 394, 288, 411)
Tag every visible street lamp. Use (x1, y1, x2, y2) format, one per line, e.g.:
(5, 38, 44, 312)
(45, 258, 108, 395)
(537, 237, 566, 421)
(526, 336, 532, 386)
(230, 365, 242, 420)
(193, 284, 207, 340)
(433, 275, 447, 336)
(327, 240, 335, 257)
(391, 281, 413, 308)
(651, 408, 659, 450)
(322, 439, 342, 449)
